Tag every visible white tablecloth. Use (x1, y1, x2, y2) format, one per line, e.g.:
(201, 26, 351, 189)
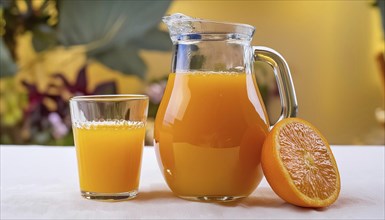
(1, 145, 384, 219)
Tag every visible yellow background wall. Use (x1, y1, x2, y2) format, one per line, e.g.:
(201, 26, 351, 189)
(11, 1, 384, 145)
(142, 1, 384, 144)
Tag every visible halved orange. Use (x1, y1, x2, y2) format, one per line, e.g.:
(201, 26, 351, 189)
(261, 118, 340, 208)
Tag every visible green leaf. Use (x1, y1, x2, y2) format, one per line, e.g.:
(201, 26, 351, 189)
(132, 28, 172, 51)
(57, 0, 171, 77)
(0, 38, 17, 77)
(92, 46, 147, 79)
(57, 1, 171, 49)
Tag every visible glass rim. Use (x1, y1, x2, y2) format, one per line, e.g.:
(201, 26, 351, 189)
(70, 94, 148, 102)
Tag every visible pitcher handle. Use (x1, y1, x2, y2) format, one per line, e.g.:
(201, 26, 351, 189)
(253, 46, 298, 127)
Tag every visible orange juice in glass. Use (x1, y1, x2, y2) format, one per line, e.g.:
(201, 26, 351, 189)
(70, 95, 148, 201)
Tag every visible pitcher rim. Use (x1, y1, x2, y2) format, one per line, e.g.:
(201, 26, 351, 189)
(163, 16, 255, 31)
(162, 14, 255, 39)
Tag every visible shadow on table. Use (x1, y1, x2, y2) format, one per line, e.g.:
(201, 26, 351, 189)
(135, 189, 175, 201)
(214, 187, 332, 212)
(135, 186, 336, 212)
(212, 187, 284, 208)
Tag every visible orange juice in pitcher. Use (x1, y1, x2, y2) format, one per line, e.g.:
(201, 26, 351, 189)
(155, 72, 269, 199)
(155, 14, 297, 201)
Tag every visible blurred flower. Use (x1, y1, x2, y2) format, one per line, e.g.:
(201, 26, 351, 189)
(145, 77, 168, 119)
(0, 78, 27, 126)
(0, 65, 117, 145)
(21, 79, 61, 144)
(0, 78, 27, 144)
(48, 112, 69, 139)
(52, 65, 117, 96)
(146, 80, 167, 104)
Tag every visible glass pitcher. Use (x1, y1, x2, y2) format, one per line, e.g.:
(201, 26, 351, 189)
(154, 14, 298, 201)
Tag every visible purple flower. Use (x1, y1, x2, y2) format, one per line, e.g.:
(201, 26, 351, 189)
(48, 112, 69, 139)
(146, 81, 167, 104)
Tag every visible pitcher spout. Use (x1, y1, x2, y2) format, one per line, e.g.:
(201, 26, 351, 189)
(162, 13, 196, 43)
(162, 13, 194, 29)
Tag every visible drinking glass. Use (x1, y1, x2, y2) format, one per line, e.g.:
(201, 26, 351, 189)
(70, 95, 148, 201)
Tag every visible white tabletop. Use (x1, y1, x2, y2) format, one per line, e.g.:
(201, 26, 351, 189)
(1, 145, 384, 219)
